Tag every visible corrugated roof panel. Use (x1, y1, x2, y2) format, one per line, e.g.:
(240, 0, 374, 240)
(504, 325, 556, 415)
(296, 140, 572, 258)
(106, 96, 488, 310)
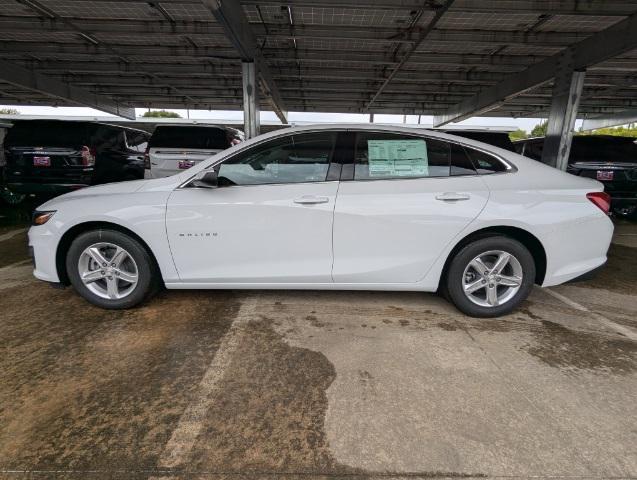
(291, 7, 418, 27)
(38, 1, 161, 19)
(536, 14, 624, 32)
(437, 12, 540, 31)
(159, 2, 216, 20)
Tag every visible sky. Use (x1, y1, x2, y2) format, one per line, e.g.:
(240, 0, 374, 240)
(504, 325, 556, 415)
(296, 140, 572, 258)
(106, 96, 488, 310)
(0, 105, 551, 133)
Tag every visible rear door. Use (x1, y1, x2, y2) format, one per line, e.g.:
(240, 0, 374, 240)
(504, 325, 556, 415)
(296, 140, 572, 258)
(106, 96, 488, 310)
(148, 126, 229, 178)
(332, 131, 490, 284)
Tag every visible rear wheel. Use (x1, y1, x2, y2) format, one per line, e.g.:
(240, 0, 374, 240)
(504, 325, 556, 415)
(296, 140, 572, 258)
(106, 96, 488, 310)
(66, 229, 159, 309)
(444, 236, 535, 318)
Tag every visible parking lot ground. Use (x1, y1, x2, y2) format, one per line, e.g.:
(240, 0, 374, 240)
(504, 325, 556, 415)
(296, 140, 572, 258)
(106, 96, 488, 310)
(0, 222, 636, 480)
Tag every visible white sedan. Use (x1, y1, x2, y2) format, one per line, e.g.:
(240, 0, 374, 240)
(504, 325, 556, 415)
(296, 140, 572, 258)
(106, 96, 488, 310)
(29, 125, 613, 317)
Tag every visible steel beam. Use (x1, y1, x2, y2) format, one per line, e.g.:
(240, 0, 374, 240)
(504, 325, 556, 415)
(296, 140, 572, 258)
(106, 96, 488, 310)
(366, 0, 456, 109)
(541, 62, 586, 169)
(0, 59, 134, 119)
(433, 12, 637, 127)
(203, 0, 287, 123)
(242, 61, 260, 138)
(581, 109, 637, 130)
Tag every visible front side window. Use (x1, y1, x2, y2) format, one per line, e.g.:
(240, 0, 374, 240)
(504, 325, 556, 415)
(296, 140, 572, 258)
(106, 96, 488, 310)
(217, 131, 336, 186)
(354, 132, 450, 180)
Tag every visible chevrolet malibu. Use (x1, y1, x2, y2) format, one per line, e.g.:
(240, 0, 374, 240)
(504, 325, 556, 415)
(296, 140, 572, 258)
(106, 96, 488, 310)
(28, 125, 614, 318)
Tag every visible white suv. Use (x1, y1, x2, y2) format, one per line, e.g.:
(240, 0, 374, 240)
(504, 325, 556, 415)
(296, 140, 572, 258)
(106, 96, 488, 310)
(144, 125, 243, 178)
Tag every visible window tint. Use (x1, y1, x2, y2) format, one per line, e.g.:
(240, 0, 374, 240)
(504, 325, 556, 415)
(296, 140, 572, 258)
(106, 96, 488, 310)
(5, 121, 88, 147)
(464, 146, 508, 174)
(217, 132, 336, 186)
(90, 125, 126, 153)
(450, 143, 477, 176)
(150, 126, 229, 149)
(354, 132, 449, 180)
(521, 140, 543, 161)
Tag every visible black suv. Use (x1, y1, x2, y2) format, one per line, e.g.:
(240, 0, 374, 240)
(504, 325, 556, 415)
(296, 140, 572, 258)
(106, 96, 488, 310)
(515, 135, 637, 217)
(443, 130, 516, 152)
(3, 120, 150, 196)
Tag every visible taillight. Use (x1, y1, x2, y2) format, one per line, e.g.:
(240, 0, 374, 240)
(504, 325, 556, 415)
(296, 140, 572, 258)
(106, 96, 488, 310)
(587, 192, 611, 215)
(144, 146, 150, 169)
(80, 145, 95, 166)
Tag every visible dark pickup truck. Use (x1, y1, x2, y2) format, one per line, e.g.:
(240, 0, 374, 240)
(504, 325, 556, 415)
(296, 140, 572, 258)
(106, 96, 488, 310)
(515, 135, 637, 218)
(2, 120, 150, 198)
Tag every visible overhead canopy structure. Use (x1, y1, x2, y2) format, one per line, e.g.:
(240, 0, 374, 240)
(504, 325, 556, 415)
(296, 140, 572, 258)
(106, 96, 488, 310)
(0, 0, 636, 123)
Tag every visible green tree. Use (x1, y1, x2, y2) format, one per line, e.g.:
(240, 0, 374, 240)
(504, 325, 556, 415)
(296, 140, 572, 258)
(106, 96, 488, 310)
(586, 126, 637, 137)
(530, 120, 548, 138)
(0, 108, 19, 115)
(142, 110, 181, 118)
(509, 129, 528, 141)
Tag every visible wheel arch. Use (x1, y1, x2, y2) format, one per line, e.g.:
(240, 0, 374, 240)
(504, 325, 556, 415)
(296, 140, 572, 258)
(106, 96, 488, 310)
(56, 221, 163, 286)
(439, 226, 547, 290)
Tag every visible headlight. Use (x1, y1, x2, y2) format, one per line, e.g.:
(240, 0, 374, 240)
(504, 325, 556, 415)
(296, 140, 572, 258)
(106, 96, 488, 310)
(32, 210, 56, 226)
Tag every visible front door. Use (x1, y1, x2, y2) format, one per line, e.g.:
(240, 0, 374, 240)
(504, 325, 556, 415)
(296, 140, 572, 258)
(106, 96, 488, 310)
(166, 130, 340, 284)
(332, 131, 490, 284)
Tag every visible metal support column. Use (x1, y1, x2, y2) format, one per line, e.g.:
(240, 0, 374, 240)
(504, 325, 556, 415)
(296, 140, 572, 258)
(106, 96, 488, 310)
(541, 51, 586, 170)
(242, 61, 260, 139)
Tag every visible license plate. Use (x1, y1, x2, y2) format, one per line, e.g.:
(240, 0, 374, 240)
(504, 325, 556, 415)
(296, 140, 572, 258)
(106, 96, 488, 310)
(178, 160, 195, 169)
(597, 170, 614, 181)
(33, 156, 51, 167)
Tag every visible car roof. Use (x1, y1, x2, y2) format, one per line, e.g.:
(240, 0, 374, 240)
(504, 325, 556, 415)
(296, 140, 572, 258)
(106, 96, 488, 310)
(9, 119, 150, 135)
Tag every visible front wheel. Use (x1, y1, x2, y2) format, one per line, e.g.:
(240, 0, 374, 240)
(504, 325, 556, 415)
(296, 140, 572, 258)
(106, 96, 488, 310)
(66, 229, 159, 309)
(444, 236, 536, 318)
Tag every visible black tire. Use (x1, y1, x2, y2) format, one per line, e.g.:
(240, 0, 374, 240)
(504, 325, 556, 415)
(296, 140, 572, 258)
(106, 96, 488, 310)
(444, 236, 536, 318)
(66, 229, 159, 309)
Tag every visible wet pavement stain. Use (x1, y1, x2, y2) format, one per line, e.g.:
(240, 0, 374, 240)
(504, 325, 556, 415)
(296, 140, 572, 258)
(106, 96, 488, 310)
(524, 320, 637, 375)
(188, 317, 363, 476)
(0, 230, 29, 267)
(0, 287, 239, 471)
(578, 244, 637, 295)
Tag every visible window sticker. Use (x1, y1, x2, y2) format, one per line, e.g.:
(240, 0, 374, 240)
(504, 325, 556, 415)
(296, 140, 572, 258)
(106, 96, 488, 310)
(367, 139, 429, 177)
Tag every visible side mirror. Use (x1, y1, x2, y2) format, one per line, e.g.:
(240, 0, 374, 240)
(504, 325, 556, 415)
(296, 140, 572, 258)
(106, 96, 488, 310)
(191, 170, 218, 188)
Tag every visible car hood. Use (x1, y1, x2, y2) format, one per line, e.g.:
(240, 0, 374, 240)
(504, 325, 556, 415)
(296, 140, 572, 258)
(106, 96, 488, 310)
(37, 176, 181, 210)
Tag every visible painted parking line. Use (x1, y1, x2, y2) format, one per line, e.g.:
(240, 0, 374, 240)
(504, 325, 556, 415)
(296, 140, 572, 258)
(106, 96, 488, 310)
(0, 227, 28, 243)
(543, 287, 637, 342)
(155, 294, 259, 470)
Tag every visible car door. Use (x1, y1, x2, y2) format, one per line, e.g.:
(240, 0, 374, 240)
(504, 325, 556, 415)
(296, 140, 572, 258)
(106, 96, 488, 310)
(332, 131, 491, 284)
(166, 130, 341, 284)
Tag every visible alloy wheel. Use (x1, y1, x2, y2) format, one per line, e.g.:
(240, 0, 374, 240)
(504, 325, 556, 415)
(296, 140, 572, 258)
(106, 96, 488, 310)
(462, 250, 523, 308)
(78, 242, 139, 300)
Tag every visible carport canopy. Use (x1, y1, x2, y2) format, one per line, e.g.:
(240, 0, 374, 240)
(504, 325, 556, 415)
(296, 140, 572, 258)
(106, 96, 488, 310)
(1, 0, 637, 148)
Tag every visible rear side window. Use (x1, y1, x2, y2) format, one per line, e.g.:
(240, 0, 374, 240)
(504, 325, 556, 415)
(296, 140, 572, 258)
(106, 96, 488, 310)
(150, 126, 229, 149)
(90, 125, 127, 153)
(5, 121, 88, 147)
(354, 132, 450, 179)
(464, 147, 508, 174)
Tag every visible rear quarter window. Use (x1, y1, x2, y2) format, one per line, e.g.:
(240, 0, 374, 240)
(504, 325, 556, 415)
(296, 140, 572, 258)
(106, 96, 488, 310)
(464, 146, 508, 174)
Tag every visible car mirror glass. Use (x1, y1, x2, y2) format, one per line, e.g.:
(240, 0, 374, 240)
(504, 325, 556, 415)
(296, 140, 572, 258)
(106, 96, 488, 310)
(191, 170, 218, 188)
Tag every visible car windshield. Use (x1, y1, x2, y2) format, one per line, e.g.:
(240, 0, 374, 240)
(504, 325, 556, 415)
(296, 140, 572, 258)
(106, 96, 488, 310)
(149, 126, 228, 149)
(570, 136, 637, 163)
(4, 121, 87, 147)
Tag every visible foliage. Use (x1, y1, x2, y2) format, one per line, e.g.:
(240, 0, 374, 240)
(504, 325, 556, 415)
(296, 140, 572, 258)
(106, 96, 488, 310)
(142, 110, 181, 118)
(0, 108, 19, 115)
(530, 120, 548, 138)
(584, 126, 637, 138)
(508, 129, 528, 141)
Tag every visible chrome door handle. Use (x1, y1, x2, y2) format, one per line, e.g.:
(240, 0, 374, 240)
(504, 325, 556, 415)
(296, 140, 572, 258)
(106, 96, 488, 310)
(293, 195, 330, 205)
(435, 192, 471, 201)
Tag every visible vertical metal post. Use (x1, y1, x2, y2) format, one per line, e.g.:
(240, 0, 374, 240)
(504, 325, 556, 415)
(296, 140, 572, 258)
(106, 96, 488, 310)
(541, 50, 586, 170)
(242, 61, 260, 139)
(369, 113, 374, 123)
